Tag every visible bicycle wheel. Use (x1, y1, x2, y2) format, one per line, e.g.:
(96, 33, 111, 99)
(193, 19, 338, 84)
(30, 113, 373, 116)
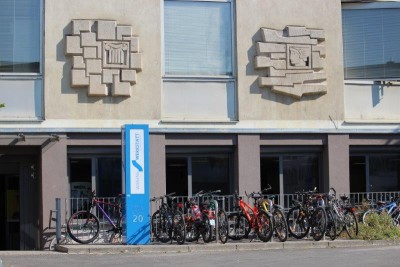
(310, 207, 327, 241)
(273, 208, 288, 242)
(257, 210, 273, 242)
(325, 209, 337, 241)
(362, 209, 378, 225)
(185, 218, 199, 242)
(287, 206, 310, 239)
(201, 214, 212, 243)
(217, 210, 228, 244)
(67, 210, 100, 244)
(228, 213, 250, 240)
(151, 210, 171, 243)
(173, 210, 186, 245)
(344, 210, 358, 239)
(110, 214, 125, 244)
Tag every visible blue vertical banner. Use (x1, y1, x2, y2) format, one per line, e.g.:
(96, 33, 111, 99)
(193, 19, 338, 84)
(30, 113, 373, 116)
(124, 124, 150, 245)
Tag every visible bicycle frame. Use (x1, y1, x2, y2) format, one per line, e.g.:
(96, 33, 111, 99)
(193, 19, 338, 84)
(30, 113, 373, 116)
(377, 201, 397, 215)
(90, 197, 122, 231)
(238, 197, 261, 229)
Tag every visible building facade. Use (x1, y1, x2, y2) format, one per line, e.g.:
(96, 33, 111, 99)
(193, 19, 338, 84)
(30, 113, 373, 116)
(0, 0, 399, 250)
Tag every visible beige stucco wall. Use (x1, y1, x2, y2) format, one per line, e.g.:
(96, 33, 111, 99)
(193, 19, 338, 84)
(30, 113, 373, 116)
(236, 0, 345, 121)
(44, 0, 161, 120)
(345, 83, 400, 122)
(44, 0, 344, 124)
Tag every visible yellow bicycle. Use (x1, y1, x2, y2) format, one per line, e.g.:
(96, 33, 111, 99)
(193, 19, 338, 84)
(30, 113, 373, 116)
(259, 185, 288, 242)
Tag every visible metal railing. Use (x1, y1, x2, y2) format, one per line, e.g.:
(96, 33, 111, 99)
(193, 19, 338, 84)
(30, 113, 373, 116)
(52, 191, 400, 245)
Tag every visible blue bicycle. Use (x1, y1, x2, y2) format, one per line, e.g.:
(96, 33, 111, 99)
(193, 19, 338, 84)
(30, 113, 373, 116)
(362, 197, 400, 225)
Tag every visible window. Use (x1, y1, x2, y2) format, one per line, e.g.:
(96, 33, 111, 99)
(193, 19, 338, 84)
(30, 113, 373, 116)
(162, 0, 236, 121)
(166, 152, 233, 196)
(260, 151, 322, 209)
(342, 4, 400, 80)
(0, 0, 41, 73)
(164, 0, 233, 76)
(261, 155, 320, 195)
(350, 154, 400, 192)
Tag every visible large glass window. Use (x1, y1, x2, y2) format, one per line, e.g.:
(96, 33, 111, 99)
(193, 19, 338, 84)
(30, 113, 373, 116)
(0, 0, 41, 73)
(166, 153, 233, 196)
(69, 157, 122, 198)
(350, 153, 400, 192)
(164, 0, 233, 76)
(261, 154, 321, 209)
(261, 155, 320, 195)
(342, 5, 400, 79)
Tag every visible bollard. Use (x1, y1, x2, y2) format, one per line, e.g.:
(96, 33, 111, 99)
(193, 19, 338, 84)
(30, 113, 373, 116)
(56, 198, 61, 243)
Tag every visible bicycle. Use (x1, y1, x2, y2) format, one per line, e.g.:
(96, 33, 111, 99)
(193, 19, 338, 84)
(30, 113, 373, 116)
(183, 190, 213, 243)
(200, 190, 229, 244)
(67, 191, 124, 244)
(286, 188, 327, 241)
(328, 188, 358, 239)
(151, 192, 186, 245)
(228, 191, 273, 242)
(259, 185, 288, 242)
(362, 196, 399, 226)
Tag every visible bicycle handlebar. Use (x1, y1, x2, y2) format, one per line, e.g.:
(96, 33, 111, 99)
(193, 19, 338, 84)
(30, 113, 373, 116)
(150, 192, 176, 202)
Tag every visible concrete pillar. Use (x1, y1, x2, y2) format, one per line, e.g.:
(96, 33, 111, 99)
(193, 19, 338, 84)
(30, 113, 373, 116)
(40, 136, 68, 248)
(150, 134, 166, 198)
(236, 134, 260, 195)
(325, 134, 350, 194)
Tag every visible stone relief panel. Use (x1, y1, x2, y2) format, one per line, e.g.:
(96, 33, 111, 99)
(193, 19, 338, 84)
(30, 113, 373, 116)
(254, 26, 326, 99)
(65, 20, 142, 97)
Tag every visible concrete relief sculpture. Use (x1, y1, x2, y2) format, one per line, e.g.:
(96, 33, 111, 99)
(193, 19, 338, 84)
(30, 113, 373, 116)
(255, 26, 326, 99)
(65, 20, 142, 97)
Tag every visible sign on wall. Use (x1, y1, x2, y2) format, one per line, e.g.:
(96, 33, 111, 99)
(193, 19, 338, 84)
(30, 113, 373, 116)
(124, 124, 150, 245)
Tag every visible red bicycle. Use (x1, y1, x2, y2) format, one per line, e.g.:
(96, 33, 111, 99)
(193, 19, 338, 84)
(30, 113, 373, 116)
(228, 191, 273, 242)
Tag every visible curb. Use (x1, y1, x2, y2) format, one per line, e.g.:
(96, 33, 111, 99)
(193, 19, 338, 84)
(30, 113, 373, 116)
(55, 239, 400, 254)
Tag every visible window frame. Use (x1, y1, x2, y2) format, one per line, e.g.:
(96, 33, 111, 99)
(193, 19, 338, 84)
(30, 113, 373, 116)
(0, 0, 43, 77)
(162, 0, 236, 83)
(342, 2, 400, 82)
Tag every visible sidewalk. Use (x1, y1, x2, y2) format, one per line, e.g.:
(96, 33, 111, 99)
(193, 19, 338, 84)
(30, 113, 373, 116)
(55, 239, 400, 254)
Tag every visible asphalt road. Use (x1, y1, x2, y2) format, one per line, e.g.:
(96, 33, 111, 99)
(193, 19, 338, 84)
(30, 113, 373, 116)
(1, 246, 399, 267)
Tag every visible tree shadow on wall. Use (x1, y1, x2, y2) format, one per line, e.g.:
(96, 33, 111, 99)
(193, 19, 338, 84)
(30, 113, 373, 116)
(56, 21, 128, 105)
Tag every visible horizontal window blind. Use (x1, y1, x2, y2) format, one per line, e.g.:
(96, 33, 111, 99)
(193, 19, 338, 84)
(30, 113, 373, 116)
(164, 1, 232, 76)
(0, 0, 40, 73)
(343, 8, 400, 79)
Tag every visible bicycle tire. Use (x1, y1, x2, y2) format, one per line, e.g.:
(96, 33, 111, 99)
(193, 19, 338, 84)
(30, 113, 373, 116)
(67, 210, 100, 244)
(201, 214, 212, 243)
(228, 213, 250, 240)
(257, 210, 273, 242)
(325, 209, 337, 241)
(362, 209, 378, 225)
(151, 210, 171, 243)
(185, 218, 199, 242)
(344, 210, 358, 239)
(273, 208, 288, 242)
(173, 210, 186, 245)
(310, 207, 327, 241)
(218, 210, 228, 244)
(333, 212, 345, 237)
(286, 206, 310, 239)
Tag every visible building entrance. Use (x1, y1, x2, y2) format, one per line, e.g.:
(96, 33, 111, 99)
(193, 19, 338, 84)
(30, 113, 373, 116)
(0, 156, 38, 250)
(0, 170, 20, 250)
